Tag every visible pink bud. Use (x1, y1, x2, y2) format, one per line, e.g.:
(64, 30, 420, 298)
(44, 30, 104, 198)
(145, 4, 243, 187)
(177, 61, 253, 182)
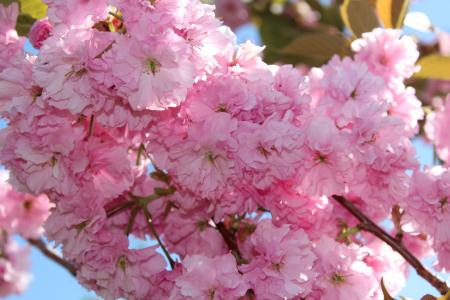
(28, 18, 52, 49)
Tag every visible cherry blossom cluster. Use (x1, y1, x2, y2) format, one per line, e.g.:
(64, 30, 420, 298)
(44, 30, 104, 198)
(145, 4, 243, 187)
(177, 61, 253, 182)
(0, 0, 447, 299)
(425, 96, 450, 163)
(0, 170, 53, 296)
(402, 167, 450, 271)
(0, 4, 54, 296)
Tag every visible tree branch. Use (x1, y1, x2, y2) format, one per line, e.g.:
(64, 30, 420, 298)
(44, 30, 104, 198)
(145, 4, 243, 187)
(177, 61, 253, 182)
(216, 221, 245, 264)
(27, 238, 77, 277)
(332, 195, 449, 295)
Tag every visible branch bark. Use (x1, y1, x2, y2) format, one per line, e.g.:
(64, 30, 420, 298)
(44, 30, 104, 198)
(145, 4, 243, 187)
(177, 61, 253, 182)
(332, 195, 449, 295)
(216, 221, 245, 264)
(27, 238, 77, 277)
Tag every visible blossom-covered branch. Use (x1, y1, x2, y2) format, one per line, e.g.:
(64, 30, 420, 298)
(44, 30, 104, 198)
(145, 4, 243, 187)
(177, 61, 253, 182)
(0, 0, 449, 298)
(332, 195, 449, 295)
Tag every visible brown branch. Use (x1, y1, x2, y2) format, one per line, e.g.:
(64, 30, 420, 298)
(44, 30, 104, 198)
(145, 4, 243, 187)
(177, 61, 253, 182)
(332, 195, 449, 295)
(143, 207, 175, 269)
(27, 238, 77, 277)
(216, 222, 245, 264)
(106, 199, 136, 218)
(94, 41, 114, 59)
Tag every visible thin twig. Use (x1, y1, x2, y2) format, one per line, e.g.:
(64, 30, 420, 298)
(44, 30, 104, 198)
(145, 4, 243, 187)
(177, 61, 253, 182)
(106, 199, 136, 218)
(332, 195, 449, 295)
(94, 42, 114, 59)
(87, 115, 94, 138)
(27, 238, 77, 277)
(125, 205, 140, 236)
(106, 192, 167, 219)
(143, 207, 175, 269)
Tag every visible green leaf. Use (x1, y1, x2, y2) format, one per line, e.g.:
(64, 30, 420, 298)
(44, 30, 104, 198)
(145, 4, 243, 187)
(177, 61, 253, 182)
(376, 0, 410, 28)
(18, 0, 46, 20)
(282, 32, 351, 61)
(414, 55, 450, 81)
(340, 0, 381, 37)
(15, 13, 36, 36)
(252, 10, 304, 64)
(381, 278, 396, 300)
(336, 225, 360, 242)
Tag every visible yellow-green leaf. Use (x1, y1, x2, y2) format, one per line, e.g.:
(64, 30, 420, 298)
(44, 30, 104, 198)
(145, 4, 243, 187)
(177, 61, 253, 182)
(282, 32, 351, 61)
(376, 0, 410, 28)
(18, 0, 46, 20)
(381, 278, 395, 300)
(0, 0, 47, 19)
(340, 0, 381, 37)
(414, 55, 450, 81)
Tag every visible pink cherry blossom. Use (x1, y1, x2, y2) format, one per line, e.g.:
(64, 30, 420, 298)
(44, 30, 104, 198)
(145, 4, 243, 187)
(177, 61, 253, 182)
(171, 254, 248, 300)
(425, 95, 450, 163)
(403, 167, 450, 271)
(363, 240, 408, 297)
(44, 0, 108, 27)
(110, 32, 195, 111)
(0, 2, 18, 35)
(352, 28, 419, 81)
(0, 181, 53, 239)
(0, 3, 24, 72)
(215, 0, 249, 30)
(0, 238, 31, 297)
(312, 236, 378, 300)
(239, 220, 317, 299)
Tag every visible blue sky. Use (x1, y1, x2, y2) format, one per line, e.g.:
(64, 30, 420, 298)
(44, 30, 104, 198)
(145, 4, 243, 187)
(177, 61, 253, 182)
(7, 0, 450, 299)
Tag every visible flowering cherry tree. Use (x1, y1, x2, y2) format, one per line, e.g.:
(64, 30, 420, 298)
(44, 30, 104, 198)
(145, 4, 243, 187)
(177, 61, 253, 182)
(0, 0, 449, 299)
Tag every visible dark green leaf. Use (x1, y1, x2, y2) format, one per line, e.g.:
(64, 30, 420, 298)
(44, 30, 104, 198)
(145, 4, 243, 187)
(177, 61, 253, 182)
(15, 13, 36, 36)
(252, 10, 305, 64)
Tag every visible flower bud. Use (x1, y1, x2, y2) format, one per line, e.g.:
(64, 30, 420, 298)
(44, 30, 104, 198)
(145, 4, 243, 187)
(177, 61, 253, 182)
(28, 18, 52, 49)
